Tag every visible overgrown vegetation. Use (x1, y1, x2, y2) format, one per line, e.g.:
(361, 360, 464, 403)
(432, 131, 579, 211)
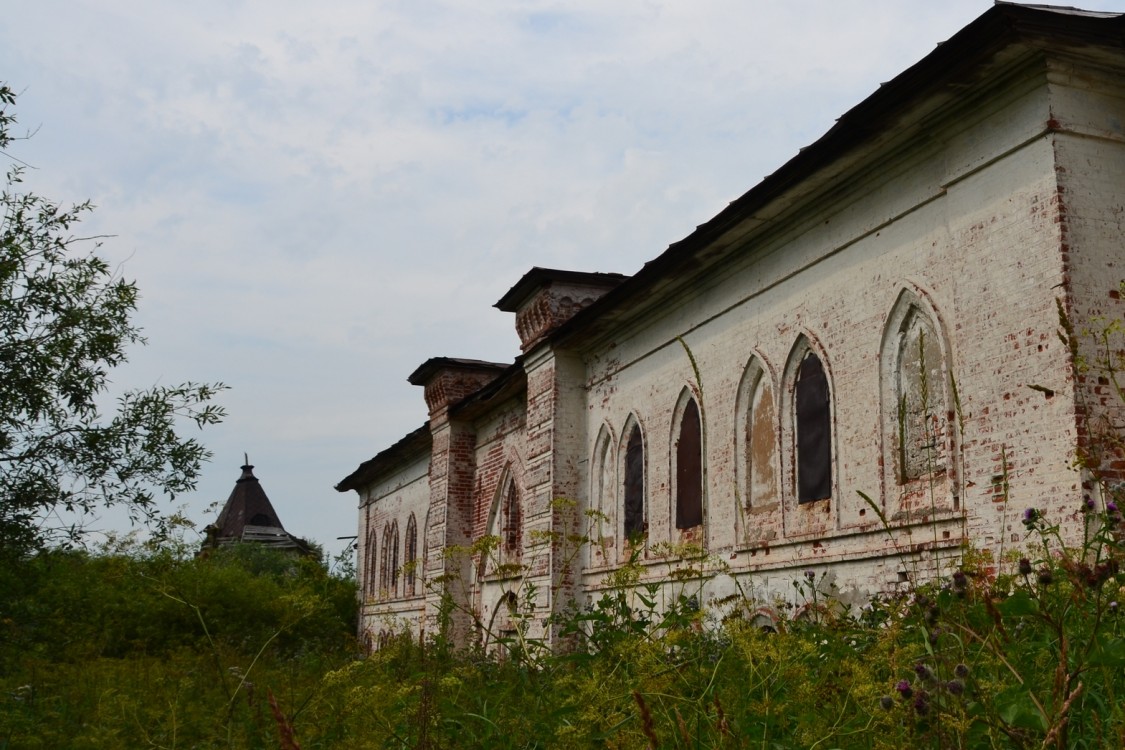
(0, 539, 358, 749)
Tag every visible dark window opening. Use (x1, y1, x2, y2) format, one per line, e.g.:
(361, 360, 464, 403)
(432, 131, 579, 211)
(405, 514, 418, 596)
(365, 527, 376, 599)
(390, 522, 400, 593)
(796, 352, 832, 503)
(502, 480, 520, 555)
(623, 425, 646, 537)
(675, 398, 703, 529)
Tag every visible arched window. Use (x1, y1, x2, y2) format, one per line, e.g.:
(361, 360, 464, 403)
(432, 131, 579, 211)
(736, 358, 779, 510)
(380, 523, 392, 595)
(389, 521, 400, 595)
(623, 422, 646, 538)
(404, 514, 418, 596)
(675, 397, 703, 529)
(365, 524, 377, 599)
(795, 351, 832, 503)
(893, 307, 946, 481)
(590, 426, 615, 560)
(502, 479, 521, 557)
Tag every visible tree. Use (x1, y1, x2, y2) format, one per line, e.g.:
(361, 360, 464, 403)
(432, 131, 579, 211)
(0, 84, 225, 555)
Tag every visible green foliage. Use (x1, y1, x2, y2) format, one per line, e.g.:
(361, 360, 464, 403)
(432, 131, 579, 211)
(0, 543, 358, 748)
(0, 83, 225, 555)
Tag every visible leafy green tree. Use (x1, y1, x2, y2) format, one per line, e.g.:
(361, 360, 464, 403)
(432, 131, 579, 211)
(0, 84, 225, 555)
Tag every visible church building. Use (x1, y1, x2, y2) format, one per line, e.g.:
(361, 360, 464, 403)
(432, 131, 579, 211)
(337, 4, 1125, 648)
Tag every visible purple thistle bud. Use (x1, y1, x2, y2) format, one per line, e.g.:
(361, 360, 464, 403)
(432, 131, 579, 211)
(954, 663, 970, 679)
(952, 570, 967, 591)
(805, 569, 816, 582)
(895, 679, 913, 699)
(1018, 557, 1032, 576)
(946, 679, 965, 696)
(1038, 568, 1054, 585)
(880, 695, 894, 710)
(1085, 497, 1096, 512)
(1108, 501, 1119, 514)
(913, 690, 930, 716)
(1022, 507, 1039, 528)
(1110, 601, 1119, 612)
(914, 663, 936, 683)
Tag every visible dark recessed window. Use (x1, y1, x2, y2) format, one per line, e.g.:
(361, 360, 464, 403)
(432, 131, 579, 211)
(675, 399, 703, 529)
(796, 352, 832, 503)
(623, 424, 646, 538)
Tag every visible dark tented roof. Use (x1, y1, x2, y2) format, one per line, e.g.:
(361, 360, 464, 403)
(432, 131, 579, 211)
(205, 461, 314, 554)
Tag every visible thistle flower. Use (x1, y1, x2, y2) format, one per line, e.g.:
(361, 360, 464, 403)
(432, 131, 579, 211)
(946, 679, 965, 696)
(1022, 507, 1040, 528)
(805, 569, 816, 583)
(954, 663, 970, 679)
(1038, 567, 1054, 585)
(1108, 501, 1119, 514)
(952, 570, 968, 592)
(1018, 557, 1032, 576)
(914, 663, 936, 683)
(913, 689, 930, 716)
(880, 695, 894, 710)
(895, 679, 913, 699)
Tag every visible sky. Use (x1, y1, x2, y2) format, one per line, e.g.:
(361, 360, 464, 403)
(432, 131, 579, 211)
(5, 0, 1124, 562)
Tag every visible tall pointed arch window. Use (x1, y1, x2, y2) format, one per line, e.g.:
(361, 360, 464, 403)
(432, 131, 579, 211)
(502, 478, 521, 557)
(591, 427, 615, 560)
(795, 351, 832, 503)
(364, 522, 377, 600)
(389, 521, 400, 595)
(895, 310, 946, 481)
(404, 514, 418, 596)
(380, 523, 391, 595)
(737, 359, 779, 510)
(880, 289, 953, 501)
(623, 422, 646, 538)
(675, 397, 703, 529)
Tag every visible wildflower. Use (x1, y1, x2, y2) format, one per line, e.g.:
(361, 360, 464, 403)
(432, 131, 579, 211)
(946, 679, 965, 696)
(954, 663, 970, 679)
(1038, 567, 1054, 585)
(1022, 507, 1040, 528)
(913, 689, 931, 716)
(805, 569, 816, 583)
(952, 570, 968, 594)
(1084, 497, 1096, 512)
(1110, 601, 1119, 612)
(1108, 501, 1119, 514)
(914, 663, 936, 683)
(880, 695, 894, 710)
(895, 679, 913, 699)
(1018, 557, 1032, 576)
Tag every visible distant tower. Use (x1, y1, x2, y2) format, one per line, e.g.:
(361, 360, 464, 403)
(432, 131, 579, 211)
(199, 458, 314, 555)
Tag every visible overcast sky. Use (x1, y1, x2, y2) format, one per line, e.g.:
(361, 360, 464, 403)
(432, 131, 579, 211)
(5, 1, 1122, 562)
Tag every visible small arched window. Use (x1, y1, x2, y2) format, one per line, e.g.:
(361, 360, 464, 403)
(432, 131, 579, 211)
(623, 423, 646, 538)
(795, 352, 832, 503)
(404, 514, 418, 596)
(389, 521, 400, 595)
(380, 523, 391, 594)
(364, 521, 377, 600)
(675, 398, 703, 529)
(502, 479, 521, 557)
